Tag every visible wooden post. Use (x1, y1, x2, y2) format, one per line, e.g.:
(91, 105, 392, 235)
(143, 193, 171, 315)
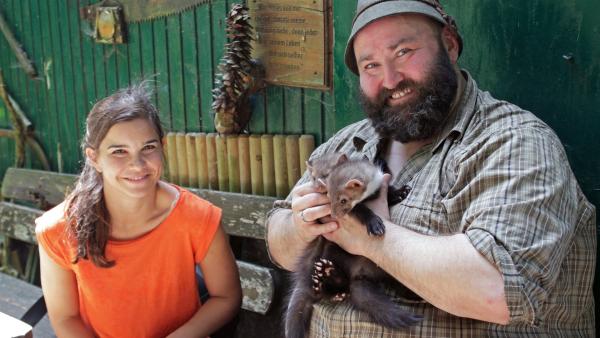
(227, 135, 240, 193)
(249, 135, 263, 195)
(185, 134, 198, 187)
(273, 135, 288, 198)
(195, 133, 208, 189)
(216, 134, 229, 191)
(238, 135, 252, 194)
(299, 134, 315, 174)
(206, 133, 219, 190)
(166, 133, 178, 184)
(286, 135, 300, 191)
(261, 135, 275, 196)
(175, 133, 189, 186)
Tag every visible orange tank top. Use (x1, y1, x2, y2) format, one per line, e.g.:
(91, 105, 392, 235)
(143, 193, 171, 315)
(35, 186, 222, 338)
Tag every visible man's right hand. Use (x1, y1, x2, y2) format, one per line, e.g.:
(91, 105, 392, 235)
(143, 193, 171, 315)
(290, 182, 339, 244)
(266, 181, 338, 270)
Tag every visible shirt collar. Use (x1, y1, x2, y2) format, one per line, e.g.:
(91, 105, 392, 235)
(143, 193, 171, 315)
(430, 70, 479, 153)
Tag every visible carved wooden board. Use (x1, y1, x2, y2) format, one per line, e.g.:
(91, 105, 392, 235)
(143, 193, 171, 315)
(249, 0, 330, 89)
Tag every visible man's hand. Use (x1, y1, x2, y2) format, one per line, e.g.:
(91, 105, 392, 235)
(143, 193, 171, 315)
(290, 181, 338, 243)
(266, 181, 338, 270)
(323, 174, 392, 256)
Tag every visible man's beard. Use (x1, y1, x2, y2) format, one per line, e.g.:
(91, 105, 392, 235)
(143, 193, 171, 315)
(359, 45, 458, 143)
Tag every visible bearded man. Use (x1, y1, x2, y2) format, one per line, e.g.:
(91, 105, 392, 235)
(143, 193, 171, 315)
(266, 0, 596, 336)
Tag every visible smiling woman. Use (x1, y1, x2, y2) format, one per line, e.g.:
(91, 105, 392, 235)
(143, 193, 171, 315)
(34, 83, 242, 338)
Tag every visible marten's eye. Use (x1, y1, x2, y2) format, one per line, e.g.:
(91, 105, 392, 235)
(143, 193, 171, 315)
(340, 198, 347, 205)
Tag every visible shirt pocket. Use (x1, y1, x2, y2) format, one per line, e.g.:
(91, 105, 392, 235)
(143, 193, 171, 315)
(390, 167, 454, 235)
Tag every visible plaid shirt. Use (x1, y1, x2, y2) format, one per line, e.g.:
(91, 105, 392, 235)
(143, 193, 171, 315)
(268, 72, 596, 337)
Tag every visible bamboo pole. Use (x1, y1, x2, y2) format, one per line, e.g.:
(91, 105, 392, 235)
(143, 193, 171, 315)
(273, 135, 288, 198)
(166, 132, 178, 184)
(175, 133, 189, 186)
(286, 135, 300, 191)
(195, 133, 208, 189)
(299, 134, 315, 174)
(186, 134, 198, 187)
(260, 135, 275, 196)
(238, 135, 251, 194)
(216, 134, 228, 191)
(249, 135, 263, 195)
(227, 135, 240, 193)
(206, 133, 218, 190)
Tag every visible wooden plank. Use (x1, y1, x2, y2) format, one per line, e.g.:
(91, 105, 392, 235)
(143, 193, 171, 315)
(49, 0, 78, 171)
(284, 87, 303, 133)
(0, 273, 54, 337)
(104, 45, 118, 94)
(38, 0, 61, 171)
(138, 20, 156, 106)
(1, 167, 76, 206)
(115, 41, 130, 88)
(0, 202, 41, 244)
(153, 17, 171, 130)
(181, 9, 200, 131)
(0, 5, 13, 176)
(28, 0, 54, 171)
(127, 22, 143, 84)
(77, 0, 98, 112)
(1, 168, 275, 239)
(265, 86, 284, 133)
(303, 88, 324, 142)
(64, 0, 86, 166)
(167, 13, 185, 131)
(196, 4, 215, 132)
(189, 187, 275, 239)
(237, 260, 274, 314)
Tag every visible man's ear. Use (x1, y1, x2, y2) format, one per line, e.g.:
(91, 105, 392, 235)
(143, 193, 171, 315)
(441, 26, 460, 63)
(85, 147, 101, 173)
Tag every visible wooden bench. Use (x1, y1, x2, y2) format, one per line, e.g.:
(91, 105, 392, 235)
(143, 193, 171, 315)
(0, 272, 54, 337)
(0, 167, 286, 337)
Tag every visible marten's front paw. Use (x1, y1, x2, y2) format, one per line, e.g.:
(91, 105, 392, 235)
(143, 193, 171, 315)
(366, 215, 385, 236)
(312, 258, 335, 293)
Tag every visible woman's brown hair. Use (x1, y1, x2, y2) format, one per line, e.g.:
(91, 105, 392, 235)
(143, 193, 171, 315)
(66, 82, 164, 267)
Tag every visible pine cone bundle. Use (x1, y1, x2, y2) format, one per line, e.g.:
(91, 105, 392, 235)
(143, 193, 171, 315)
(212, 4, 262, 134)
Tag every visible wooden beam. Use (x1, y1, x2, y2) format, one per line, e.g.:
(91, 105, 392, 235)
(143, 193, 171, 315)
(0, 202, 41, 244)
(237, 261, 275, 314)
(2, 168, 276, 239)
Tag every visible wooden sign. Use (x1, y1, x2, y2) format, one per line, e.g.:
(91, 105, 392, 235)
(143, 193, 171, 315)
(248, 0, 331, 89)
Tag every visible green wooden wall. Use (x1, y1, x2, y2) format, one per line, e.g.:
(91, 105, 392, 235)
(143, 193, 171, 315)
(0, 0, 337, 178)
(0, 0, 599, 329)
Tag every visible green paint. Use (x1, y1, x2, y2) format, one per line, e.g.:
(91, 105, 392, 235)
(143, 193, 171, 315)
(181, 10, 200, 132)
(167, 14, 186, 131)
(196, 4, 215, 133)
(153, 17, 172, 130)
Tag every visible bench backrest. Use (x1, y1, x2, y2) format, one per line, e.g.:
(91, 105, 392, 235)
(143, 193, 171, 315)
(0, 167, 279, 315)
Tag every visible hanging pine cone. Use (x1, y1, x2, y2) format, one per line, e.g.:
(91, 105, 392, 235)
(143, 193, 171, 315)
(212, 4, 264, 134)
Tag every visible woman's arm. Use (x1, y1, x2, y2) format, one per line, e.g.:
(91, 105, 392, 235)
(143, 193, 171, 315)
(167, 227, 242, 338)
(38, 245, 95, 337)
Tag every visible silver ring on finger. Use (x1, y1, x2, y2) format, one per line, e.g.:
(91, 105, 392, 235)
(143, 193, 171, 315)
(300, 210, 309, 223)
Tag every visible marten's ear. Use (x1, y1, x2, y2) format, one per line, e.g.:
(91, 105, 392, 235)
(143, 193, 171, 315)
(305, 160, 312, 172)
(345, 178, 364, 190)
(337, 153, 348, 165)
